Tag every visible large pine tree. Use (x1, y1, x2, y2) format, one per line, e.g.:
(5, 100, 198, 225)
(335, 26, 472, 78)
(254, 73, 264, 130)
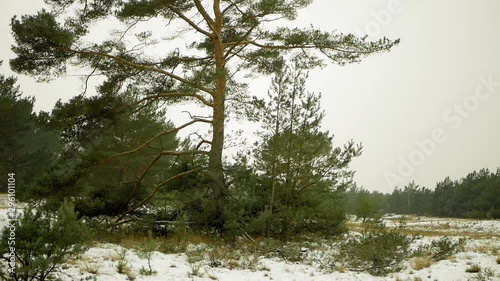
(9, 1, 398, 228)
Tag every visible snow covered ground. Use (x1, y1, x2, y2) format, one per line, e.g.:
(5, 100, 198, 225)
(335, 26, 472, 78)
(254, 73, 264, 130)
(1, 208, 499, 281)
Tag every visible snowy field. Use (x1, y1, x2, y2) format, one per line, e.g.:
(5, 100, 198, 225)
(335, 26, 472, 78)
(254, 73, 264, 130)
(1, 207, 499, 281)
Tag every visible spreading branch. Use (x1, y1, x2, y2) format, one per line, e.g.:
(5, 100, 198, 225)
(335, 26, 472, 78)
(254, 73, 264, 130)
(127, 149, 209, 206)
(115, 168, 203, 222)
(135, 92, 213, 107)
(106, 118, 212, 161)
(225, 40, 379, 54)
(60, 47, 216, 95)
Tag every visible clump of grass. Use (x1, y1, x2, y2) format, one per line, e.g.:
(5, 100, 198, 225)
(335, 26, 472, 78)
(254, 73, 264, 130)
(124, 267, 136, 281)
(467, 266, 495, 281)
(278, 244, 304, 262)
(491, 246, 498, 256)
(160, 233, 211, 254)
(207, 244, 235, 268)
(114, 248, 126, 271)
(110, 248, 136, 280)
(79, 260, 100, 274)
(240, 254, 262, 271)
(226, 259, 240, 270)
(410, 256, 432, 270)
(465, 263, 481, 273)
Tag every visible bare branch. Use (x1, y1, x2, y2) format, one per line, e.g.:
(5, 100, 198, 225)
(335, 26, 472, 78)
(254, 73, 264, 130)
(189, 131, 213, 151)
(222, 0, 246, 16)
(166, 4, 212, 37)
(112, 18, 144, 48)
(134, 92, 213, 107)
(181, 110, 212, 120)
(79, 66, 98, 97)
(224, 40, 377, 55)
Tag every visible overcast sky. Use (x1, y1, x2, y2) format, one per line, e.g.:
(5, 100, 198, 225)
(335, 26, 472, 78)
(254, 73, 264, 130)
(1, 0, 499, 193)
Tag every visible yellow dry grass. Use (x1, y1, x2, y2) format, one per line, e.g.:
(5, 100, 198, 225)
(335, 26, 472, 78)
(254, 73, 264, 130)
(410, 256, 433, 270)
(345, 219, 498, 239)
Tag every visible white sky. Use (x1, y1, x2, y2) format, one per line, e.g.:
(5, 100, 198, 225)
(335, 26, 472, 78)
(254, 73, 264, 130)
(1, 0, 499, 193)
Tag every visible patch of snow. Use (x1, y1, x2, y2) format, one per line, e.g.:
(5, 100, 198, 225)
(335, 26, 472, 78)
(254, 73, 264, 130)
(1, 207, 499, 281)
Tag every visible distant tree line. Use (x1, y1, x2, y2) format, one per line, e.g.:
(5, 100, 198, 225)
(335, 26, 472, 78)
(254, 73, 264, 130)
(345, 168, 500, 219)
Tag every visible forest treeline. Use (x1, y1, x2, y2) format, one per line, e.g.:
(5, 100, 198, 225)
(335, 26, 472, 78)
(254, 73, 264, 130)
(345, 168, 500, 220)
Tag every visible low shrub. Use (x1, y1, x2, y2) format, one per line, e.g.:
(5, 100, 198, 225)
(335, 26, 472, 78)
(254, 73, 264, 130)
(430, 237, 465, 261)
(333, 222, 413, 276)
(0, 201, 91, 281)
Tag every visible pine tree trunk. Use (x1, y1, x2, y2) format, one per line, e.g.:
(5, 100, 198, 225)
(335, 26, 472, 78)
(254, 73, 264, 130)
(208, 0, 227, 232)
(208, 91, 226, 231)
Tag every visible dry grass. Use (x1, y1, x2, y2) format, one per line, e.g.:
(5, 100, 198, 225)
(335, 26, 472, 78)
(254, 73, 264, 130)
(410, 256, 433, 270)
(405, 230, 495, 240)
(346, 220, 497, 239)
(468, 244, 499, 255)
(95, 230, 214, 253)
(122, 265, 136, 280)
(492, 246, 499, 256)
(394, 275, 404, 281)
(465, 263, 481, 273)
(78, 260, 100, 274)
